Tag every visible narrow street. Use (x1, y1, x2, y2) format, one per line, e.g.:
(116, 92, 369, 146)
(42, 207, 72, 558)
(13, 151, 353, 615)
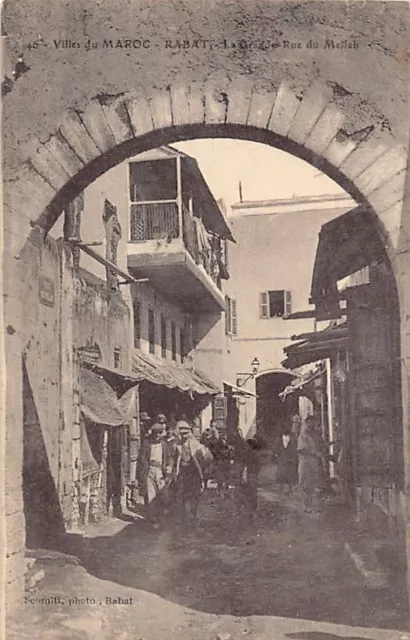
(7, 464, 408, 639)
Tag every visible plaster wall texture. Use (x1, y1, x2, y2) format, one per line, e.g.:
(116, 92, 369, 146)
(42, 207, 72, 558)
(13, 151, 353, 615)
(2, 0, 410, 606)
(131, 281, 188, 364)
(222, 201, 354, 382)
(6, 238, 63, 601)
(2, 0, 409, 178)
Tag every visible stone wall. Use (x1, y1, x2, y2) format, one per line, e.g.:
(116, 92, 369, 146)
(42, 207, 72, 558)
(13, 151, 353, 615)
(6, 235, 66, 606)
(3, 0, 409, 607)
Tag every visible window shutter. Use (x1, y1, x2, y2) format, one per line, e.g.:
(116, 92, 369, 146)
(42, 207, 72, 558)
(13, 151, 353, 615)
(213, 395, 227, 429)
(260, 292, 268, 319)
(133, 300, 141, 348)
(285, 290, 292, 317)
(225, 296, 232, 334)
(231, 299, 237, 335)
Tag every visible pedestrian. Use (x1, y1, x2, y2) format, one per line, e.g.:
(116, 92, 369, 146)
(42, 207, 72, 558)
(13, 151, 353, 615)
(297, 415, 326, 513)
(136, 423, 176, 529)
(139, 411, 152, 442)
(174, 421, 205, 525)
(200, 420, 219, 488)
(291, 414, 302, 439)
(275, 424, 299, 494)
(157, 413, 167, 433)
(237, 438, 261, 519)
(162, 416, 180, 508)
(213, 431, 231, 498)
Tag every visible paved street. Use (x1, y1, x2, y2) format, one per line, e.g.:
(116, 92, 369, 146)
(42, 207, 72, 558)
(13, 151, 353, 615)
(6, 469, 409, 639)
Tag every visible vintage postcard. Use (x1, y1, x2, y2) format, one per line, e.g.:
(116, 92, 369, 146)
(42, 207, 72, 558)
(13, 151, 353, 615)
(2, 0, 410, 638)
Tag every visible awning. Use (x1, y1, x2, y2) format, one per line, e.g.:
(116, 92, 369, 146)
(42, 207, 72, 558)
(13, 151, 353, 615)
(81, 358, 140, 394)
(80, 368, 136, 426)
(223, 380, 258, 398)
(310, 204, 385, 310)
(131, 350, 221, 396)
(80, 420, 101, 477)
(279, 367, 324, 400)
(282, 322, 348, 369)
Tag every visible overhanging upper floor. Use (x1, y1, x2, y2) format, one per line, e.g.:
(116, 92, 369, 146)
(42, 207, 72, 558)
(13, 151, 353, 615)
(128, 237, 225, 312)
(127, 145, 234, 313)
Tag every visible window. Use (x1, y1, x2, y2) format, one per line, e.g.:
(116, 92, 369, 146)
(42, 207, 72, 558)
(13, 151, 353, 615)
(260, 290, 292, 318)
(171, 322, 177, 361)
(161, 315, 167, 359)
(225, 296, 238, 336)
(113, 348, 121, 369)
(133, 300, 141, 348)
(129, 159, 177, 202)
(148, 308, 155, 354)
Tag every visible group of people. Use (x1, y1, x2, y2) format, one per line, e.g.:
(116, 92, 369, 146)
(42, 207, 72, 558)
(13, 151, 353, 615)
(134, 413, 262, 528)
(134, 409, 331, 527)
(274, 413, 336, 513)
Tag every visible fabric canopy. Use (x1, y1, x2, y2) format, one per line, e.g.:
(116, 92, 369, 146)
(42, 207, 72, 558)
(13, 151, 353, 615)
(81, 359, 140, 393)
(80, 368, 135, 426)
(80, 419, 101, 476)
(131, 350, 220, 396)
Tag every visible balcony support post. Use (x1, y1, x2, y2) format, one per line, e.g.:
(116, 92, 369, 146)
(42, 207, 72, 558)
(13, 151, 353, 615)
(176, 155, 183, 239)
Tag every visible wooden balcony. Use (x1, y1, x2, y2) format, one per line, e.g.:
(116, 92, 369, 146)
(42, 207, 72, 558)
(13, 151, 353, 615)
(128, 201, 226, 312)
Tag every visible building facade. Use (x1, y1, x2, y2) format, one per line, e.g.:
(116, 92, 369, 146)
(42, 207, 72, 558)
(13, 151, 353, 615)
(13, 145, 232, 598)
(221, 194, 357, 441)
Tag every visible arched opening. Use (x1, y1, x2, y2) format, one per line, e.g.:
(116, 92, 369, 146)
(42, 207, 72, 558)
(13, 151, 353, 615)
(255, 370, 300, 445)
(29, 125, 404, 543)
(6, 106, 408, 625)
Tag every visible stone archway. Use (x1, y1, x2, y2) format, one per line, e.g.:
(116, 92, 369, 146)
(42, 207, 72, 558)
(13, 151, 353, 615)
(255, 370, 299, 442)
(5, 81, 407, 260)
(3, 0, 410, 609)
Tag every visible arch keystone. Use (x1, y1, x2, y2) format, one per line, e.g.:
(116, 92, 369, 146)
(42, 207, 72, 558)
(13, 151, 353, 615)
(288, 81, 333, 145)
(59, 110, 101, 165)
(79, 99, 116, 154)
(268, 81, 301, 137)
(225, 75, 253, 125)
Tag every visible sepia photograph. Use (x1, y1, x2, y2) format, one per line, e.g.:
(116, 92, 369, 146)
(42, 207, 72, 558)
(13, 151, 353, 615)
(1, 0, 410, 638)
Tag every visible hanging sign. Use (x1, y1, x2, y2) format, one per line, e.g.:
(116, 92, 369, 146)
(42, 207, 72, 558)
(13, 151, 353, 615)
(39, 275, 55, 307)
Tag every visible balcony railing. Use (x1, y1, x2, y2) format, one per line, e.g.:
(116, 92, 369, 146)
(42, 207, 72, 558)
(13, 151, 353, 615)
(130, 201, 179, 242)
(129, 200, 224, 289)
